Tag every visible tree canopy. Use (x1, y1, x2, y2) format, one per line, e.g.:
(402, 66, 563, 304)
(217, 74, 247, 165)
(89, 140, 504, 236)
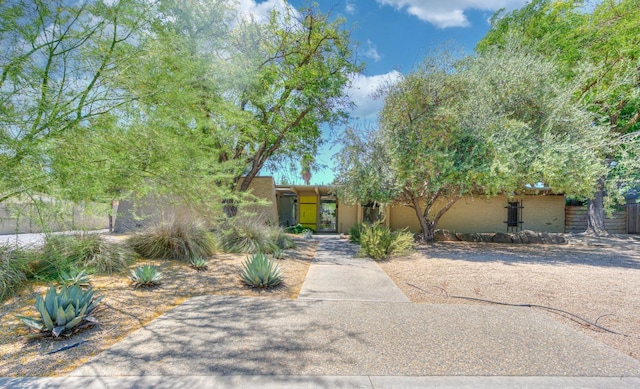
(335, 43, 607, 240)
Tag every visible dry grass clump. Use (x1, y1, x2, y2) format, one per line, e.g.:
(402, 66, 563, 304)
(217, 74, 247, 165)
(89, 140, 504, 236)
(128, 220, 217, 261)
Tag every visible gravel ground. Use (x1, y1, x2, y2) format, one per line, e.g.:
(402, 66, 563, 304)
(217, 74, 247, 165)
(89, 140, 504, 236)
(378, 234, 640, 361)
(0, 236, 318, 377)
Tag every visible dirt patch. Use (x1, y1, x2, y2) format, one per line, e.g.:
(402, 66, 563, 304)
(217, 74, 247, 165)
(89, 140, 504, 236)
(0, 236, 318, 377)
(379, 235, 640, 360)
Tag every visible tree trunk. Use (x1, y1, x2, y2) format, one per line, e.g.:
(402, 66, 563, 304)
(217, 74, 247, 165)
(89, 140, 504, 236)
(410, 198, 436, 242)
(586, 176, 609, 236)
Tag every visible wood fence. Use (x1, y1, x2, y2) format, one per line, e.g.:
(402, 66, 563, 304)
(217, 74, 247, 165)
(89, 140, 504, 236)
(629, 204, 640, 234)
(565, 206, 627, 234)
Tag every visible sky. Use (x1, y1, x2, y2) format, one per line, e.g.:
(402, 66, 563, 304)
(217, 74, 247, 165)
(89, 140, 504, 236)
(240, 0, 531, 185)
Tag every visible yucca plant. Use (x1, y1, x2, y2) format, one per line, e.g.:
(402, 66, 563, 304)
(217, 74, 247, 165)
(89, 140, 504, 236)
(130, 264, 162, 288)
(189, 257, 208, 271)
(240, 253, 283, 288)
(217, 220, 275, 254)
(266, 226, 297, 250)
(17, 285, 102, 337)
(59, 269, 91, 288)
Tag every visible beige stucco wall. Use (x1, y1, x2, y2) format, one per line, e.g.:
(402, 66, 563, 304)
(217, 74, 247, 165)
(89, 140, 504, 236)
(337, 202, 358, 234)
(240, 176, 278, 224)
(388, 194, 566, 234)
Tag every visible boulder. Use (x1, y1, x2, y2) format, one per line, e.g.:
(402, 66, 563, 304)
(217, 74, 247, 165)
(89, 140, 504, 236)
(434, 229, 459, 241)
(492, 232, 513, 243)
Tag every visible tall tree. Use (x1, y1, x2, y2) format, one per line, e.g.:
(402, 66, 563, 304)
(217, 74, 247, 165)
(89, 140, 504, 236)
(0, 0, 149, 204)
(335, 44, 606, 241)
(477, 0, 640, 235)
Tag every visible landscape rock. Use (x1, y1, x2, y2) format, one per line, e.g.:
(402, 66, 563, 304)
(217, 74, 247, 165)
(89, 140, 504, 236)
(434, 229, 459, 241)
(492, 232, 513, 243)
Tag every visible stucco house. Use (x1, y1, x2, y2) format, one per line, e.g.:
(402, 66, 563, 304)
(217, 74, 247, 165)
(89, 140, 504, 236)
(114, 176, 633, 235)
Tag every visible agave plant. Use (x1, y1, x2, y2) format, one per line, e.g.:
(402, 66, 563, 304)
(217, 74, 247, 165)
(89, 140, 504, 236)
(17, 285, 102, 337)
(59, 269, 91, 288)
(189, 257, 208, 271)
(240, 253, 283, 288)
(130, 264, 162, 288)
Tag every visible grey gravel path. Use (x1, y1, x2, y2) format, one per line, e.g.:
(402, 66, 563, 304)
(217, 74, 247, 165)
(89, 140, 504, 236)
(298, 237, 410, 302)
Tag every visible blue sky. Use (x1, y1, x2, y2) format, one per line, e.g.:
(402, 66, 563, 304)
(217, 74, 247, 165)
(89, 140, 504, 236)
(240, 0, 531, 184)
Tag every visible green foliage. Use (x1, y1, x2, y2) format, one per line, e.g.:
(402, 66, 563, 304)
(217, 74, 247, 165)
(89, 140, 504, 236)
(217, 219, 278, 254)
(58, 269, 91, 288)
(189, 257, 208, 271)
(33, 234, 132, 280)
(358, 224, 414, 261)
(130, 265, 162, 288)
(267, 227, 296, 250)
(17, 285, 102, 338)
(128, 220, 217, 262)
(348, 223, 363, 244)
(272, 248, 284, 260)
(0, 245, 30, 302)
(285, 224, 315, 234)
(240, 253, 283, 288)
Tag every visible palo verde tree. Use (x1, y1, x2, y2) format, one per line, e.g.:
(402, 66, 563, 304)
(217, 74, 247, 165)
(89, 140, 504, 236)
(335, 43, 607, 241)
(477, 0, 640, 235)
(0, 0, 150, 207)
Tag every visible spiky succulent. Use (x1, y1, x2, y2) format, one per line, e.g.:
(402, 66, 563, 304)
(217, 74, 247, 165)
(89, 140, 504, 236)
(17, 285, 102, 337)
(189, 257, 208, 271)
(59, 269, 91, 288)
(240, 253, 283, 288)
(302, 230, 313, 239)
(130, 264, 162, 288)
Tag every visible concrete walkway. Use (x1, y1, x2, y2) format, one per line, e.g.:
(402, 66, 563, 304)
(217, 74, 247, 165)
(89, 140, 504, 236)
(3, 235, 640, 388)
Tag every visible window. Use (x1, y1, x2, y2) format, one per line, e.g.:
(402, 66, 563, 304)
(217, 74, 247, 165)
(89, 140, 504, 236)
(505, 201, 523, 232)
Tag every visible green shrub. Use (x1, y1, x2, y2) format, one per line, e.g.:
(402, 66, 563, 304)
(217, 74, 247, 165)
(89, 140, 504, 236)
(359, 223, 414, 260)
(0, 245, 30, 302)
(130, 264, 162, 288)
(240, 253, 283, 288)
(266, 226, 297, 250)
(33, 234, 131, 280)
(284, 224, 315, 234)
(217, 220, 276, 254)
(348, 223, 363, 244)
(128, 220, 217, 262)
(17, 284, 102, 338)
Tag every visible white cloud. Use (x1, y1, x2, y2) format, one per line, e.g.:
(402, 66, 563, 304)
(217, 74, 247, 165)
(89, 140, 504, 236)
(376, 0, 529, 28)
(345, 1, 356, 14)
(347, 71, 402, 119)
(235, 0, 295, 23)
(364, 40, 382, 62)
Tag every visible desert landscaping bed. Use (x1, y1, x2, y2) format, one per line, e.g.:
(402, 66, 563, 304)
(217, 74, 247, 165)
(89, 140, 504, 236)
(0, 236, 318, 377)
(379, 235, 640, 361)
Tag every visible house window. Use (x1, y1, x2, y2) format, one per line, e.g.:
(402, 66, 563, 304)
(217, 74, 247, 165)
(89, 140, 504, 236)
(362, 202, 382, 224)
(505, 201, 523, 232)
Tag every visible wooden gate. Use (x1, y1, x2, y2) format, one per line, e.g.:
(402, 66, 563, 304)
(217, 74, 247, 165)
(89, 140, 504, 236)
(629, 204, 640, 234)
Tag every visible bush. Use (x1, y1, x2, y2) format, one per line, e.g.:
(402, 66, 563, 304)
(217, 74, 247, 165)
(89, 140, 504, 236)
(266, 226, 297, 250)
(0, 245, 30, 302)
(348, 223, 363, 244)
(358, 223, 414, 260)
(217, 219, 277, 254)
(33, 234, 132, 280)
(285, 224, 315, 234)
(128, 220, 217, 262)
(240, 253, 283, 288)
